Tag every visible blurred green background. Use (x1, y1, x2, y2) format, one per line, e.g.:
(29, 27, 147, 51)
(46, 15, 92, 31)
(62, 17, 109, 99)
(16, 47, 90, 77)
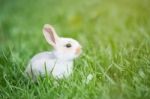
(0, 0, 150, 99)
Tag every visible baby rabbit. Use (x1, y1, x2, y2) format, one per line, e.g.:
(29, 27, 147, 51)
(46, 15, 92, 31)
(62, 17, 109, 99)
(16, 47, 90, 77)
(25, 24, 82, 79)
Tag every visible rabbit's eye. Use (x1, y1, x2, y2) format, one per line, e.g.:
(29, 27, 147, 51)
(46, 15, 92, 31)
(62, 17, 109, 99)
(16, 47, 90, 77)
(65, 43, 72, 48)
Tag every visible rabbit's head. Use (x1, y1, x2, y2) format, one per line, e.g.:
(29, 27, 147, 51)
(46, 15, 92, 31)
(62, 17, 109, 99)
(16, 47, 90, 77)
(43, 24, 82, 61)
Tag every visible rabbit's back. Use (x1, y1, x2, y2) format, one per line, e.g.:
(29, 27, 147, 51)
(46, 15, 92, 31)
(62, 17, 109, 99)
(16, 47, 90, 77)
(25, 51, 73, 78)
(30, 51, 56, 62)
(25, 52, 57, 76)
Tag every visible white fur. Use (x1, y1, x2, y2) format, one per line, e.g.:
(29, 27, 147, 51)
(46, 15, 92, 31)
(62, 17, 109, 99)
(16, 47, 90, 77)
(25, 51, 73, 79)
(25, 24, 82, 79)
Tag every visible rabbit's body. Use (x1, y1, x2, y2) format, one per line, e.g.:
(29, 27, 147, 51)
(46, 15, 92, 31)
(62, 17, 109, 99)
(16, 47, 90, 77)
(25, 24, 82, 79)
(25, 51, 73, 78)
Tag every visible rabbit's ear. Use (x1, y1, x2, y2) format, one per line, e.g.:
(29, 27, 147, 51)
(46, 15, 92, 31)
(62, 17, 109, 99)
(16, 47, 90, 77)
(43, 24, 59, 47)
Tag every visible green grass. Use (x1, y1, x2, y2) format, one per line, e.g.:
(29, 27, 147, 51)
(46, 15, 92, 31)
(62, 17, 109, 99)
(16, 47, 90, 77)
(0, 0, 150, 99)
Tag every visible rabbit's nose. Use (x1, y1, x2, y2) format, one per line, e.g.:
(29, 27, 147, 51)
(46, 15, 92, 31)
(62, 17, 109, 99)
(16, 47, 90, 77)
(75, 47, 82, 55)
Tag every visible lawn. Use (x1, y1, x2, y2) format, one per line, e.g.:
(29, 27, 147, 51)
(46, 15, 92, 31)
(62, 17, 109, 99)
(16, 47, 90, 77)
(0, 0, 150, 99)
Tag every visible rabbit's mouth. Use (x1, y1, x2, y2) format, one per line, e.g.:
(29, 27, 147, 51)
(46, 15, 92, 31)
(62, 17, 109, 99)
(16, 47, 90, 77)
(75, 47, 82, 56)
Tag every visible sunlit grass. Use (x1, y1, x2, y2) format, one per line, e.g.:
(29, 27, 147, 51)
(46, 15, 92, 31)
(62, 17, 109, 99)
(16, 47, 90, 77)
(0, 0, 150, 99)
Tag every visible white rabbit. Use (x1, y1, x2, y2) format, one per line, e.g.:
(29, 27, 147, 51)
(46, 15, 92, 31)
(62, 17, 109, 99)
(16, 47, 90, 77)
(25, 24, 82, 79)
